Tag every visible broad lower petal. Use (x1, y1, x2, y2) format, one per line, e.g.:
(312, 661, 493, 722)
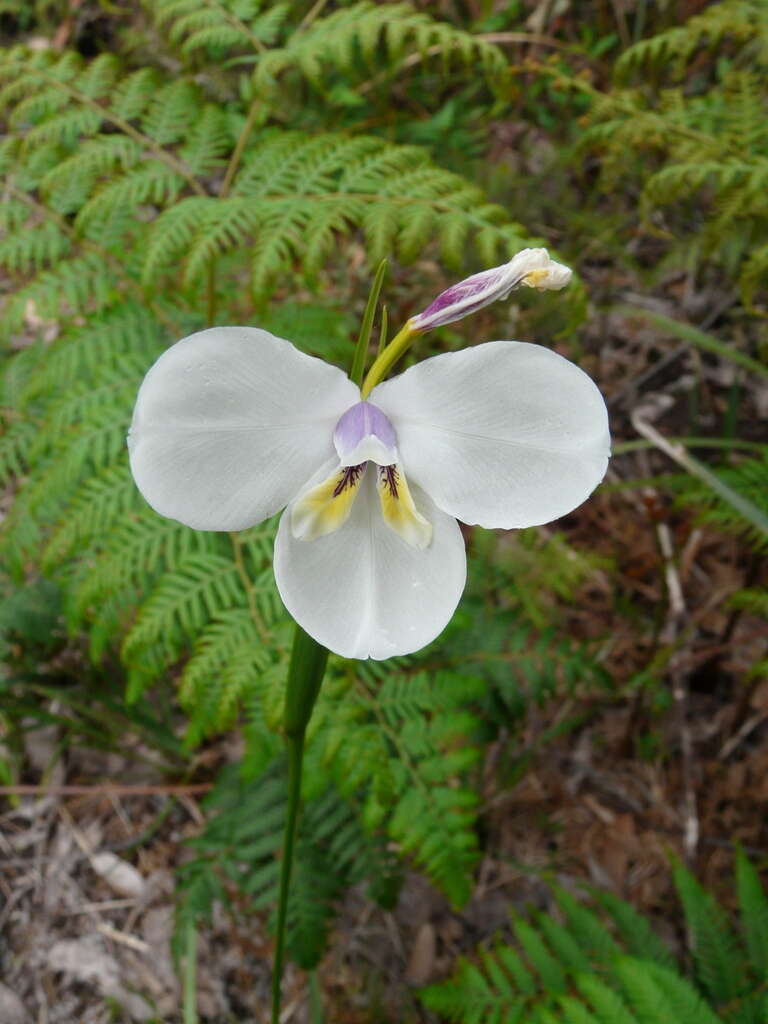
(128, 326, 359, 530)
(274, 466, 466, 659)
(370, 341, 610, 529)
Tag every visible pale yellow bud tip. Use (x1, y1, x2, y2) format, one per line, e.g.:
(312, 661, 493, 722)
(522, 261, 572, 291)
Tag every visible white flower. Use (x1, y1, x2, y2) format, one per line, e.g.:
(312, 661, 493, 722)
(128, 327, 609, 660)
(409, 248, 572, 333)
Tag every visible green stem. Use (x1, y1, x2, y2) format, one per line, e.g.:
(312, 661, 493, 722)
(182, 919, 198, 1024)
(361, 321, 419, 397)
(271, 731, 304, 1023)
(271, 625, 329, 1024)
(308, 969, 324, 1023)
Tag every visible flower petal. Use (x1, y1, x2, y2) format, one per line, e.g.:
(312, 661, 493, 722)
(370, 341, 610, 529)
(409, 248, 571, 332)
(274, 465, 466, 659)
(128, 327, 359, 530)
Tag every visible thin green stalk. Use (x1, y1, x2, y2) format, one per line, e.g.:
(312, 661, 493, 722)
(361, 321, 418, 397)
(271, 626, 329, 1024)
(308, 970, 324, 1023)
(378, 305, 388, 355)
(350, 259, 388, 388)
(613, 437, 765, 455)
(271, 731, 304, 1023)
(182, 919, 198, 1024)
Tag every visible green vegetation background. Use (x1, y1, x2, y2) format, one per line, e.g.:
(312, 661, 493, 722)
(1, 1, 767, 1021)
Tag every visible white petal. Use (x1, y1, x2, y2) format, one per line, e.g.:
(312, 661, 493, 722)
(128, 327, 359, 530)
(370, 341, 610, 529)
(274, 465, 466, 660)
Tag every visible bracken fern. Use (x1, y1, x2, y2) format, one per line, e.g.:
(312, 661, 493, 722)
(421, 853, 768, 1024)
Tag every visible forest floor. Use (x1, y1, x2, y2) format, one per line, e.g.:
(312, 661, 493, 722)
(3, 591, 767, 1024)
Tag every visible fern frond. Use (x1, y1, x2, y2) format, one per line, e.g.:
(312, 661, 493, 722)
(75, 162, 185, 236)
(1, 252, 117, 336)
(253, 1, 504, 92)
(122, 553, 244, 662)
(178, 105, 232, 175)
(596, 890, 675, 968)
(735, 850, 768, 982)
(150, 0, 288, 58)
(67, 511, 218, 626)
(20, 302, 163, 403)
(111, 67, 164, 120)
(741, 242, 768, 305)
(674, 454, 768, 553)
(421, 944, 529, 1023)
(42, 464, 141, 571)
(0, 418, 37, 487)
(0, 218, 70, 273)
(178, 607, 268, 723)
(146, 132, 531, 298)
(421, 861, 768, 1023)
(553, 886, 622, 963)
(674, 862, 746, 1005)
(616, 0, 767, 80)
(616, 957, 726, 1024)
(138, 78, 202, 146)
(514, 917, 568, 994)
(572, 974, 639, 1024)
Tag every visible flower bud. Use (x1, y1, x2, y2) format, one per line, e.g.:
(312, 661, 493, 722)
(409, 248, 572, 332)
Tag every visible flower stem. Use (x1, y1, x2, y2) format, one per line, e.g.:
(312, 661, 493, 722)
(271, 625, 329, 1024)
(182, 918, 198, 1024)
(361, 321, 419, 397)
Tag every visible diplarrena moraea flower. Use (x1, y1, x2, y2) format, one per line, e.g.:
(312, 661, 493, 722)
(408, 246, 572, 332)
(128, 258, 609, 660)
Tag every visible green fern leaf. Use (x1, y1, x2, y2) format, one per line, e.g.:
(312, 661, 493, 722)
(736, 850, 768, 981)
(674, 861, 745, 1005)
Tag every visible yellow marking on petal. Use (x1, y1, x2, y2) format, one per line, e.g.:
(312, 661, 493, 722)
(522, 268, 551, 288)
(291, 464, 365, 541)
(377, 464, 432, 549)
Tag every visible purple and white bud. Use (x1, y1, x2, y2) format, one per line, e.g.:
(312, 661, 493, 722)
(409, 248, 572, 333)
(334, 401, 399, 467)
